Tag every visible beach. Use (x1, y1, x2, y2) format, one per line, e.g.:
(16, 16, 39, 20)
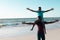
(0, 18, 60, 40)
(46, 28, 60, 40)
(0, 28, 60, 40)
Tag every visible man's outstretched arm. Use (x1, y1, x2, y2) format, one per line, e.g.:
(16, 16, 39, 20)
(44, 20, 59, 24)
(22, 21, 36, 31)
(22, 20, 59, 25)
(26, 8, 36, 12)
(45, 8, 54, 12)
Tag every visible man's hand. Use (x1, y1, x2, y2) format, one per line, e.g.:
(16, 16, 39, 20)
(55, 20, 59, 22)
(22, 21, 26, 24)
(31, 28, 33, 31)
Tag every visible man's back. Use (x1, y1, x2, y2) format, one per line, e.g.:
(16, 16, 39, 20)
(35, 20, 45, 33)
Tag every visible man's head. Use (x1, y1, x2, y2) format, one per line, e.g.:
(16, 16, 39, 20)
(38, 7, 41, 11)
(38, 16, 42, 21)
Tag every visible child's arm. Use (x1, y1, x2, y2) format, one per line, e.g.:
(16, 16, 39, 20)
(26, 8, 36, 12)
(45, 8, 54, 12)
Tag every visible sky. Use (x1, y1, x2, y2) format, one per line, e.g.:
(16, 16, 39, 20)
(0, 0, 60, 18)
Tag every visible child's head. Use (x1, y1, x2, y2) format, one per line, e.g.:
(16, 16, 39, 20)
(38, 7, 41, 11)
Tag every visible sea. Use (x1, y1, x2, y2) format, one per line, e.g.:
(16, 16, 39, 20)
(0, 17, 60, 38)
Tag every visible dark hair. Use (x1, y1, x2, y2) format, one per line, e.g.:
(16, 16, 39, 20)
(39, 7, 41, 8)
(38, 16, 41, 19)
(38, 7, 41, 10)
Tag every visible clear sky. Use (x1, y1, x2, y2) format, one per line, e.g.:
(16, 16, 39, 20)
(0, 0, 60, 18)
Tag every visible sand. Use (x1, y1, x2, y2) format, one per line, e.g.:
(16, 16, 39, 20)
(0, 28, 60, 40)
(46, 28, 60, 40)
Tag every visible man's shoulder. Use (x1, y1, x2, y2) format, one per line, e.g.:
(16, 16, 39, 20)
(35, 20, 38, 22)
(35, 20, 38, 21)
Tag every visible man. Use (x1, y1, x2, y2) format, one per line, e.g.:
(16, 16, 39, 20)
(22, 16, 59, 40)
(27, 7, 54, 21)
